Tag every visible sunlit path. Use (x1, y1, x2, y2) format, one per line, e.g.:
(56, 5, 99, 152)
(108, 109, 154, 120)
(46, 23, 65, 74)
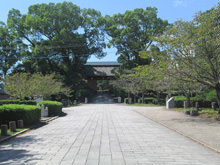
(1, 103, 220, 164)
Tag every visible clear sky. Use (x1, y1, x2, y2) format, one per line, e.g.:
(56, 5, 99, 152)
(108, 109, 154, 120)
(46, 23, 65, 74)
(1, 0, 219, 62)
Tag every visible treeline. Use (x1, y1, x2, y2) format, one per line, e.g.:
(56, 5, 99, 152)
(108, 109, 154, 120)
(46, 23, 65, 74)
(0, 1, 168, 101)
(1, 1, 220, 110)
(114, 2, 220, 115)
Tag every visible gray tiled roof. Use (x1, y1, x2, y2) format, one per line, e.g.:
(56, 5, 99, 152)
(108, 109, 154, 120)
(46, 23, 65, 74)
(85, 65, 119, 77)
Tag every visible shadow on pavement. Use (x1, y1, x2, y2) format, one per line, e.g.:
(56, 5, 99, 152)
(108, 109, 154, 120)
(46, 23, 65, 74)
(90, 94, 116, 104)
(0, 135, 42, 163)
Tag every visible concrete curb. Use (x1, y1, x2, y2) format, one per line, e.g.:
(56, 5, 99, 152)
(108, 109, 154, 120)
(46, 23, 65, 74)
(0, 128, 29, 144)
(40, 116, 59, 124)
(135, 110, 220, 155)
(0, 116, 59, 144)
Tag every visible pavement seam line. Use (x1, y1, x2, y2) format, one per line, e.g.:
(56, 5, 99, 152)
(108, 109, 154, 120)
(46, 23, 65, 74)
(134, 110, 220, 155)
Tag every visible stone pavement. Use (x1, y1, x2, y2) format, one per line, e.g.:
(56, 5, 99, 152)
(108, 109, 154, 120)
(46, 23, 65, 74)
(135, 106, 220, 153)
(0, 104, 220, 165)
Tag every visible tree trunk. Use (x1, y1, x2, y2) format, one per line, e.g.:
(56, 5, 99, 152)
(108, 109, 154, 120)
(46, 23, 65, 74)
(128, 92, 130, 104)
(215, 83, 220, 116)
(134, 95, 136, 103)
(142, 92, 144, 104)
(156, 91, 160, 105)
(186, 94, 191, 107)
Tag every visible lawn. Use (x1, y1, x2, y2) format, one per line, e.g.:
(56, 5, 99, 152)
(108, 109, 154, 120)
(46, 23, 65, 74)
(0, 128, 27, 139)
(172, 108, 219, 118)
(128, 103, 165, 107)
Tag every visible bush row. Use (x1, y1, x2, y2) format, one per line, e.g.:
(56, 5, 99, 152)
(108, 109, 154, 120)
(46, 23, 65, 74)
(124, 97, 165, 105)
(38, 101, 63, 116)
(0, 104, 40, 126)
(124, 98, 129, 104)
(137, 97, 155, 104)
(0, 100, 37, 106)
(174, 96, 214, 108)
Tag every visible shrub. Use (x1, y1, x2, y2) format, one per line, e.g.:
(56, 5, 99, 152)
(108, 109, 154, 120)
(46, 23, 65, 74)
(174, 96, 212, 108)
(152, 98, 165, 105)
(174, 96, 186, 101)
(0, 104, 40, 125)
(38, 101, 63, 116)
(144, 97, 154, 104)
(206, 89, 217, 101)
(174, 96, 186, 108)
(137, 98, 141, 103)
(0, 100, 37, 106)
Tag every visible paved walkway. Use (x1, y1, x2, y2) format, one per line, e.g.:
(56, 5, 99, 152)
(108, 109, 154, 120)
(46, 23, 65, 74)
(135, 106, 220, 153)
(1, 104, 220, 164)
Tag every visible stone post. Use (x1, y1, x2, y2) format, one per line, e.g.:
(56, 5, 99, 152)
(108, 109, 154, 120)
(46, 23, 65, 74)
(85, 97, 88, 104)
(184, 101, 190, 115)
(190, 102, 199, 116)
(1, 125, 8, 136)
(9, 121, 16, 132)
(211, 102, 217, 110)
(41, 104, 45, 117)
(184, 101, 188, 109)
(128, 98, 132, 104)
(74, 100, 77, 105)
(17, 120, 24, 128)
(45, 107, 48, 117)
(195, 102, 199, 111)
(118, 97, 121, 103)
(166, 97, 174, 109)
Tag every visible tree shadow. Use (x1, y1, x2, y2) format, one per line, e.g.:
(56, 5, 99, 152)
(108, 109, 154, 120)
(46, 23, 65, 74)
(59, 111, 67, 117)
(0, 135, 43, 164)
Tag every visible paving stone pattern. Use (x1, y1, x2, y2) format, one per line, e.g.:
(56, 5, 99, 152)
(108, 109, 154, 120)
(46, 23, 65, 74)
(0, 104, 220, 165)
(135, 106, 220, 152)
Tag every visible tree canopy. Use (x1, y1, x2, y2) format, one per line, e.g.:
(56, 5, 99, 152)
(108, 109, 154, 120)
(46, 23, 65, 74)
(105, 7, 168, 68)
(4, 73, 63, 100)
(4, 2, 107, 99)
(156, 3, 220, 109)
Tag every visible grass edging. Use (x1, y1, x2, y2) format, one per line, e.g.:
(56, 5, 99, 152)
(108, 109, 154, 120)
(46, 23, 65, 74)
(127, 103, 165, 107)
(0, 116, 59, 144)
(0, 128, 29, 144)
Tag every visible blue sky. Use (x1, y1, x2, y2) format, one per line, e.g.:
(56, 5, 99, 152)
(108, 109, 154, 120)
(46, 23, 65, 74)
(1, 0, 219, 62)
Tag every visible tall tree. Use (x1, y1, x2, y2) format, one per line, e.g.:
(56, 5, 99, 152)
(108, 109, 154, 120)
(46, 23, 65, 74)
(158, 3, 220, 114)
(4, 73, 63, 100)
(0, 22, 23, 78)
(7, 2, 106, 98)
(105, 7, 168, 68)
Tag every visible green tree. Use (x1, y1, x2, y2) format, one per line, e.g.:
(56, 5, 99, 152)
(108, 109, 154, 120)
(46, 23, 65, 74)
(4, 73, 63, 100)
(7, 2, 106, 98)
(158, 3, 220, 113)
(0, 22, 23, 78)
(105, 7, 168, 68)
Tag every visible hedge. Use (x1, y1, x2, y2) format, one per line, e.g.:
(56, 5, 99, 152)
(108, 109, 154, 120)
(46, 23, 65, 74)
(38, 101, 63, 116)
(124, 98, 128, 104)
(152, 98, 165, 105)
(174, 96, 212, 108)
(0, 104, 40, 125)
(137, 97, 165, 105)
(144, 97, 154, 104)
(0, 100, 37, 106)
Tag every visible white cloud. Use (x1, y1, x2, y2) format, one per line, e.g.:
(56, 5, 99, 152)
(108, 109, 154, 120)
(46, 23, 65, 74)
(173, 0, 187, 7)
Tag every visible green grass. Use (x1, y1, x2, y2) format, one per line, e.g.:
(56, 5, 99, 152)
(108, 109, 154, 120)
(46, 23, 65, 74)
(172, 107, 219, 118)
(198, 109, 218, 118)
(0, 128, 26, 139)
(129, 103, 165, 107)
